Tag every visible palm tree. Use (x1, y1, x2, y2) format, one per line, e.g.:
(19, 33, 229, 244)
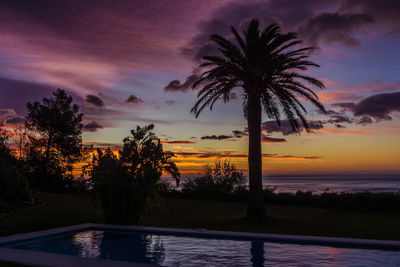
(191, 19, 326, 216)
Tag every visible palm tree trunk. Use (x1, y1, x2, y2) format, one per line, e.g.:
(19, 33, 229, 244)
(246, 92, 265, 217)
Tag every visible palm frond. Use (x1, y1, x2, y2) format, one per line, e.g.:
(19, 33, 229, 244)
(191, 18, 325, 131)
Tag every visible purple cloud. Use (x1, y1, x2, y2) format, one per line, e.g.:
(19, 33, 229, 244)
(164, 74, 199, 92)
(85, 95, 104, 108)
(201, 135, 233, 140)
(262, 119, 324, 135)
(261, 136, 287, 143)
(161, 140, 196, 144)
(6, 117, 25, 125)
(125, 94, 143, 104)
(296, 13, 373, 47)
(83, 121, 103, 132)
(333, 92, 400, 121)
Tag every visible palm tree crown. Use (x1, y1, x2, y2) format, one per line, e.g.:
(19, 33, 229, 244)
(191, 19, 326, 130)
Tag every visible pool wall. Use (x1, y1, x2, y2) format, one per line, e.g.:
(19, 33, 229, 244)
(1, 223, 399, 266)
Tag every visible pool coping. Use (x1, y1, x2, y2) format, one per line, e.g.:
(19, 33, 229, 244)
(0, 223, 399, 266)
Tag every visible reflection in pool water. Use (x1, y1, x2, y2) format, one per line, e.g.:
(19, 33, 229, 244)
(6, 230, 400, 266)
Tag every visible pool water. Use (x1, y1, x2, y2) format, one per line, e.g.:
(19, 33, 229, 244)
(5, 230, 400, 266)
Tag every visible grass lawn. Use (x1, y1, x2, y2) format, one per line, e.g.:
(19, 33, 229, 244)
(1, 192, 399, 241)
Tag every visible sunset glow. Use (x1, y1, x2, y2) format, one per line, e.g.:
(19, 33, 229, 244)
(1, 0, 399, 176)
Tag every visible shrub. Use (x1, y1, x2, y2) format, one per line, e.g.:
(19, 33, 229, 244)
(90, 125, 180, 224)
(181, 160, 246, 200)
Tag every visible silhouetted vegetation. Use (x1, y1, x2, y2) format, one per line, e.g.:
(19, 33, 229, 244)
(164, 183, 400, 213)
(90, 124, 180, 224)
(25, 89, 83, 192)
(191, 19, 326, 217)
(179, 160, 246, 199)
(0, 124, 31, 213)
(263, 190, 400, 213)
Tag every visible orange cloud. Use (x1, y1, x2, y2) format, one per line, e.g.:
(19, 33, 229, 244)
(316, 127, 372, 136)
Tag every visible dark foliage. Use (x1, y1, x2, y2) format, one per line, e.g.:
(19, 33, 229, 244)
(90, 125, 180, 224)
(25, 89, 83, 192)
(0, 126, 31, 213)
(164, 184, 400, 213)
(262, 190, 400, 213)
(91, 148, 140, 223)
(180, 160, 246, 200)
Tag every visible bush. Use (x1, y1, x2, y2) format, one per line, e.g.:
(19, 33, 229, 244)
(181, 160, 246, 200)
(91, 148, 144, 223)
(90, 125, 180, 224)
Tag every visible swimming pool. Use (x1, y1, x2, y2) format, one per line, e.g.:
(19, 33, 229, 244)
(1, 224, 400, 266)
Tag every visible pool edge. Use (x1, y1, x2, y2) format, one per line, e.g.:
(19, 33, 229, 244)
(0, 247, 155, 267)
(1, 223, 399, 266)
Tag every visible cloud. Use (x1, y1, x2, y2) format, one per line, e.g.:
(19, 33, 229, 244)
(200, 129, 286, 143)
(83, 121, 103, 132)
(319, 109, 353, 124)
(296, 13, 373, 48)
(232, 130, 248, 138)
(0, 78, 56, 114)
(201, 134, 233, 140)
(181, 0, 335, 62)
(0, 108, 18, 121)
(175, 151, 322, 160)
(262, 154, 323, 160)
(331, 102, 356, 111)
(339, 0, 400, 34)
(261, 136, 287, 143)
(161, 140, 196, 144)
(125, 94, 143, 104)
(0, 1, 218, 73)
(6, 117, 25, 125)
(262, 119, 324, 135)
(85, 95, 105, 108)
(165, 100, 175, 105)
(352, 92, 400, 119)
(164, 74, 199, 92)
(333, 92, 400, 120)
(357, 115, 373, 125)
(167, 0, 400, 92)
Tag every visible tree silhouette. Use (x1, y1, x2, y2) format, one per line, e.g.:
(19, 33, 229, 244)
(191, 19, 325, 216)
(119, 124, 180, 185)
(91, 124, 180, 224)
(26, 89, 83, 191)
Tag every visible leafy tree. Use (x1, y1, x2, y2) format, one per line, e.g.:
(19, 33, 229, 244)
(91, 124, 180, 224)
(191, 19, 325, 216)
(25, 89, 83, 191)
(119, 124, 180, 184)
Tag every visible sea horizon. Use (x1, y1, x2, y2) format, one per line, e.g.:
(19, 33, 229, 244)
(163, 172, 400, 193)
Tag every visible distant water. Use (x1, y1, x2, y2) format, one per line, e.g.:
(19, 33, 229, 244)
(261, 173, 400, 193)
(165, 173, 400, 193)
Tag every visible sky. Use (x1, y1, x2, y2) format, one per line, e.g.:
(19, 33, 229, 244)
(0, 0, 399, 175)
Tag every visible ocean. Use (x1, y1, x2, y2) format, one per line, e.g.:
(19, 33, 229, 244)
(164, 173, 400, 193)
(260, 173, 400, 193)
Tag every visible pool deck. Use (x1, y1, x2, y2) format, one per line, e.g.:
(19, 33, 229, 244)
(0, 223, 399, 266)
